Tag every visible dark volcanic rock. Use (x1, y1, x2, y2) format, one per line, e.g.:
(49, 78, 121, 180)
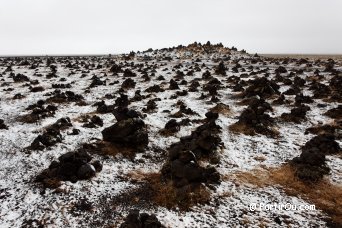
(168, 119, 222, 160)
(110, 63, 122, 74)
(30, 86, 45, 92)
(231, 98, 276, 137)
(305, 123, 342, 139)
(169, 79, 179, 90)
(0, 119, 8, 130)
(202, 70, 211, 79)
(310, 82, 331, 99)
(102, 118, 148, 148)
(161, 150, 220, 188)
(290, 135, 333, 182)
(272, 94, 288, 105)
(170, 104, 197, 118)
(77, 164, 96, 179)
(243, 77, 280, 98)
(52, 83, 72, 89)
(203, 78, 222, 96)
(13, 73, 30, 82)
(162, 119, 180, 134)
(119, 210, 164, 228)
(48, 117, 73, 131)
(113, 107, 143, 122)
(325, 105, 342, 119)
(89, 76, 106, 88)
(295, 93, 314, 105)
(123, 69, 137, 77)
(121, 78, 136, 90)
(294, 76, 306, 87)
(13, 93, 25, 99)
(160, 115, 223, 189)
(94, 100, 115, 114)
(83, 115, 103, 128)
(275, 66, 287, 74)
(215, 61, 226, 75)
(131, 90, 145, 102)
(283, 85, 301, 95)
(68, 128, 81, 135)
(281, 104, 310, 123)
(47, 90, 84, 103)
(29, 128, 62, 151)
(302, 134, 341, 155)
(36, 150, 102, 187)
(189, 80, 201, 92)
(142, 100, 158, 113)
(115, 93, 130, 107)
(145, 84, 164, 93)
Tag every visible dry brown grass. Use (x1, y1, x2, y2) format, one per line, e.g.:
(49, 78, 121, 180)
(93, 141, 136, 159)
(305, 120, 341, 138)
(210, 103, 231, 115)
(226, 165, 342, 225)
(17, 114, 39, 123)
(229, 122, 279, 138)
(229, 122, 257, 136)
(159, 128, 177, 137)
(231, 92, 245, 100)
(126, 171, 211, 211)
(42, 177, 62, 189)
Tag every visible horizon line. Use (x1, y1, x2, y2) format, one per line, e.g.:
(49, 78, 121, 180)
(1, 53, 342, 58)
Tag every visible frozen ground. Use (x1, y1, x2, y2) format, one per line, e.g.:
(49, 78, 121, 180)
(0, 43, 341, 227)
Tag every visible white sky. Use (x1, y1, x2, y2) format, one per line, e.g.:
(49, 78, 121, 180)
(0, 0, 341, 55)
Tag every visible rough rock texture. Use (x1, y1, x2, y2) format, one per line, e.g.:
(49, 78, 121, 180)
(325, 105, 342, 119)
(28, 117, 73, 150)
(102, 118, 148, 148)
(231, 98, 276, 137)
(21, 100, 57, 123)
(168, 118, 222, 159)
(243, 77, 280, 98)
(0, 119, 8, 130)
(291, 142, 330, 182)
(161, 150, 220, 188)
(302, 134, 341, 155)
(161, 117, 222, 188)
(215, 61, 226, 75)
(113, 107, 143, 122)
(94, 100, 115, 114)
(47, 90, 84, 103)
(290, 134, 339, 182)
(82, 115, 103, 128)
(161, 119, 180, 135)
(29, 128, 62, 151)
(119, 210, 164, 228)
(36, 150, 102, 188)
(281, 104, 310, 123)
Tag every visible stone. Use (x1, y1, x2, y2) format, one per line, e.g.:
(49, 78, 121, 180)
(169, 79, 179, 90)
(102, 118, 148, 148)
(215, 61, 226, 75)
(77, 164, 96, 179)
(0, 119, 8, 130)
(119, 210, 164, 228)
(36, 151, 102, 187)
(244, 77, 280, 98)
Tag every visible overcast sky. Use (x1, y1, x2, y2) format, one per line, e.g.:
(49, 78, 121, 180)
(0, 0, 341, 55)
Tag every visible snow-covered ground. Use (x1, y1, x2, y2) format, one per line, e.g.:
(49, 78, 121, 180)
(0, 44, 341, 227)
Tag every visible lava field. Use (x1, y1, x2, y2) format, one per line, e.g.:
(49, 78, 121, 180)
(0, 42, 341, 227)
